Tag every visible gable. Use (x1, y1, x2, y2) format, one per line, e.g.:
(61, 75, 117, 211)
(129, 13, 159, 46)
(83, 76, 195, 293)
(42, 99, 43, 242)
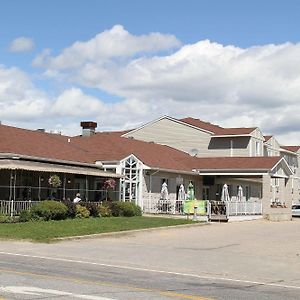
(122, 116, 213, 155)
(270, 158, 293, 178)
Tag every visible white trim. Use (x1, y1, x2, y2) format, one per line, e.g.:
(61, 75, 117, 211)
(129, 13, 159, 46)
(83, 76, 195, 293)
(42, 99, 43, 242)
(279, 148, 299, 156)
(193, 171, 267, 176)
(211, 134, 252, 138)
(270, 157, 293, 175)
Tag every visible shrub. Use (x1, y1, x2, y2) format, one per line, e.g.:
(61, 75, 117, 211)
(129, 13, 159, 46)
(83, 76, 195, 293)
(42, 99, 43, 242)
(110, 201, 142, 217)
(75, 204, 90, 218)
(98, 204, 112, 217)
(31, 200, 68, 221)
(0, 214, 17, 223)
(81, 202, 100, 217)
(19, 210, 32, 222)
(62, 199, 77, 218)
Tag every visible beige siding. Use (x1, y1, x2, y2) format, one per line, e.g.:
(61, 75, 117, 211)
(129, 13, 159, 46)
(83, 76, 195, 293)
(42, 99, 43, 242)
(126, 118, 212, 156)
(126, 118, 252, 158)
(264, 137, 281, 156)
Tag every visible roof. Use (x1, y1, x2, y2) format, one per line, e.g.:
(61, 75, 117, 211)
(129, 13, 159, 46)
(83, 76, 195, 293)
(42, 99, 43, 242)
(281, 146, 300, 153)
(72, 133, 283, 173)
(71, 132, 198, 173)
(180, 117, 256, 136)
(192, 156, 282, 171)
(0, 122, 290, 175)
(179, 117, 224, 134)
(264, 135, 273, 142)
(0, 124, 94, 164)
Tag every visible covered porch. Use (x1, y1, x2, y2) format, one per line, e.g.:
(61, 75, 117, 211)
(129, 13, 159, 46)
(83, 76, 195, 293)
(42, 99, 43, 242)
(0, 158, 121, 215)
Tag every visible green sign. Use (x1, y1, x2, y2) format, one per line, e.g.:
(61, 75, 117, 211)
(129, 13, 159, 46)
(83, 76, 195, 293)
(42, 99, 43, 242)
(183, 200, 206, 215)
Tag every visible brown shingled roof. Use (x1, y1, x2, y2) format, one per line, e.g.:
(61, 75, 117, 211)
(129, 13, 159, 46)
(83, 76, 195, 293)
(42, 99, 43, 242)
(281, 146, 300, 153)
(0, 123, 284, 174)
(72, 132, 198, 172)
(179, 117, 224, 134)
(264, 135, 273, 142)
(0, 124, 93, 164)
(180, 117, 256, 136)
(192, 156, 282, 171)
(213, 127, 257, 135)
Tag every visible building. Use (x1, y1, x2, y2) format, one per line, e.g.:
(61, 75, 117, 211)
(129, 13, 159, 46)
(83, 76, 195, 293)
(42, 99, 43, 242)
(1, 116, 299, 221)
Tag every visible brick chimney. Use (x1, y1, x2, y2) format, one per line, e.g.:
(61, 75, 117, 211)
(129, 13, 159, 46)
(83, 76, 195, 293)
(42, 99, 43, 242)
(80, 121, 97, 137)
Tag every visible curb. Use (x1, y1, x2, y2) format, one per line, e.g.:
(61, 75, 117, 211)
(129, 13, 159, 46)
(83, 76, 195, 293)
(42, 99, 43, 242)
(53, 222, 209, 242)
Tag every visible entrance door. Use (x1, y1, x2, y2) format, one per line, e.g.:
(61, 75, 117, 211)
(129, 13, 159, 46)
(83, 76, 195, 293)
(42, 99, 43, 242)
(203, 186, 210, 200)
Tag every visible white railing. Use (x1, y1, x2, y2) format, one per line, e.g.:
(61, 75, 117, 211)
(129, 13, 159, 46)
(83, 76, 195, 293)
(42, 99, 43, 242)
(0, 200, 41, 216)
(143, 197, 184, 214)
(226, 201, 262, 216)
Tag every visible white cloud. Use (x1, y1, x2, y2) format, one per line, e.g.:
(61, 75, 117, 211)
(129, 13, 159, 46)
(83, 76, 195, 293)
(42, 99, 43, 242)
(33, 25, 181, 70)
(0, 65, 49, 120)
(51, 88, 105, 117)
(9, 37, 34, 52)
(3, 26, 300, 144)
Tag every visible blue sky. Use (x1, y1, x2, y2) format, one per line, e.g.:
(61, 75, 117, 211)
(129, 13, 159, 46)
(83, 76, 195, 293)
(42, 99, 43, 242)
(1, 0, 300, 143)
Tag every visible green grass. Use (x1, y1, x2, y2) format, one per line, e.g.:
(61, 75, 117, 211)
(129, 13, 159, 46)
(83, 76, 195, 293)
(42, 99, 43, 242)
(0, 217, 195, 243)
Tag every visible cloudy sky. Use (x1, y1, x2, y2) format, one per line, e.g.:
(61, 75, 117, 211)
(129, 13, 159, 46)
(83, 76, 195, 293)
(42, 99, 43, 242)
(1, 0, 300, 144)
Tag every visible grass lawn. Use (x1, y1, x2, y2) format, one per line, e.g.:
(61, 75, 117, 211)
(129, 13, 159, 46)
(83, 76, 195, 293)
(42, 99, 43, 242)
(0, 217, 196, 243)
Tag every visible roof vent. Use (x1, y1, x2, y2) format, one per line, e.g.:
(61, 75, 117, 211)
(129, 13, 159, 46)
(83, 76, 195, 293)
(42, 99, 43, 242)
(80, 121, 97, 137)
(189, 148, 199, 157)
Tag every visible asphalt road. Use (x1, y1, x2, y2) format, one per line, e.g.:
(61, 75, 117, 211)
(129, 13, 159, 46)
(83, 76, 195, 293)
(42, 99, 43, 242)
(0, 219, 300, 299)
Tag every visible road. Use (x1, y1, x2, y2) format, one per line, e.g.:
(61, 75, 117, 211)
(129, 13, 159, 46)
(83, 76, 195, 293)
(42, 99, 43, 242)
(0, 219, 300, 299)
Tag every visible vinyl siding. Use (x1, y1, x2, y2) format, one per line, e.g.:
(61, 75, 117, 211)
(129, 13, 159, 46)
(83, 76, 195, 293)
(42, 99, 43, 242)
(125, 118, 212, 156)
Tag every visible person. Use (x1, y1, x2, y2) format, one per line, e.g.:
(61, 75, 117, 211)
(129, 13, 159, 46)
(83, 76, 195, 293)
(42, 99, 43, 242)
(73, 193, 81, 204)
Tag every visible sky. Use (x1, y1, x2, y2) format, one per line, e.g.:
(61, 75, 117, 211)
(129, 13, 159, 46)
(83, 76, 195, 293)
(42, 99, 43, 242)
(1, 0, 300, 144)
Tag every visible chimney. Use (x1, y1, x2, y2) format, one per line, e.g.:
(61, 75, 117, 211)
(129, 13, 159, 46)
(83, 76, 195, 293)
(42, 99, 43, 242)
(80, 121, 97, 137)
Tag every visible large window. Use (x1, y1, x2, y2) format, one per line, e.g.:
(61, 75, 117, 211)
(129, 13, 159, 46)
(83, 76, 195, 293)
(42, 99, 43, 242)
(120, 156, 142, 203)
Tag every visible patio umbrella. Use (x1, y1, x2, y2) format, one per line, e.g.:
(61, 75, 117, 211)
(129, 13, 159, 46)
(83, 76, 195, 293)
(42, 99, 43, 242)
(160, 182, 169, 200)
(237, 185, 243, 201)
(187, 182, 195, 200)
(221, 183, 230, 202)
(178, 184, 186, 201)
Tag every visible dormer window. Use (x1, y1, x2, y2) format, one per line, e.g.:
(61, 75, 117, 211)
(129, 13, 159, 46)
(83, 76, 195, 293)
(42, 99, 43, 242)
(255, 141, 261, 156)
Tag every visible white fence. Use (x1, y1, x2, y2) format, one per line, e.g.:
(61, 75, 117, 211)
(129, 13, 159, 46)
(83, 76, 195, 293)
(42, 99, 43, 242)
(143, 198, 262, 218)
(143, 196, 184, 214)
(0, 200, 41, 216)
(225, 201, 262, 216)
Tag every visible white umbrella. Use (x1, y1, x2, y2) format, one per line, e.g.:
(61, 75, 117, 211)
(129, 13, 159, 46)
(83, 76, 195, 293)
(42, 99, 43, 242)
(178, 184, 186, 201)
(160, 182, 169, 200)
(221, 183, 230, 202)
(237, 185, 243, 201)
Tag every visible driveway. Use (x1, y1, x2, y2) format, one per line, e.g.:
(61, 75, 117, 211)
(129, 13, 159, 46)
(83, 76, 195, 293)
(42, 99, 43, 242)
(0, 219, 300, 299)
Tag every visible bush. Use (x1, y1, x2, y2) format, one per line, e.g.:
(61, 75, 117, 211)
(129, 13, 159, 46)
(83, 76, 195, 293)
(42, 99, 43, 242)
(0, 214, 17, 223)
(110, 201, 142, 217)
(19, 210, 32, 222)
(98, 204, 112, 217)
(75, 204, 90, 218)
(31, 200, 68, 221)
(81, 202, 100, 217)
(62, 199, 77, 218)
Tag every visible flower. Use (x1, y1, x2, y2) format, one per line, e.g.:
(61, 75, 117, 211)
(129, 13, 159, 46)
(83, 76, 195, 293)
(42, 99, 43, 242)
(48, 174, 62, 188)
(103, 179, 116, 190)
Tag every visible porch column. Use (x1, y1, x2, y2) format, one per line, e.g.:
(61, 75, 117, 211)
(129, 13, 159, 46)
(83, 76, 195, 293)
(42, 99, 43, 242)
(85, 176, 88, 201)
(63, 174, 66, 200)
(262, 174, 272, 219)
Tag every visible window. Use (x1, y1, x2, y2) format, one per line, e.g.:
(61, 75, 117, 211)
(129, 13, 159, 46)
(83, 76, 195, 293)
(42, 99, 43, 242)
(120, 156, 141, 203)
(255, 141, 261, 156)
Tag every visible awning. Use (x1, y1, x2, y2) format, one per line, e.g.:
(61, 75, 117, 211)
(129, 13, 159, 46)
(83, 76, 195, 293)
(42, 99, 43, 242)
(0, 159, 122, 178)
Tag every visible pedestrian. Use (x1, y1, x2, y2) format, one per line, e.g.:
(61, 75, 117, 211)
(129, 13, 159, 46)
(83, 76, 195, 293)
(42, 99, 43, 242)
(73, 193, 81, 204)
